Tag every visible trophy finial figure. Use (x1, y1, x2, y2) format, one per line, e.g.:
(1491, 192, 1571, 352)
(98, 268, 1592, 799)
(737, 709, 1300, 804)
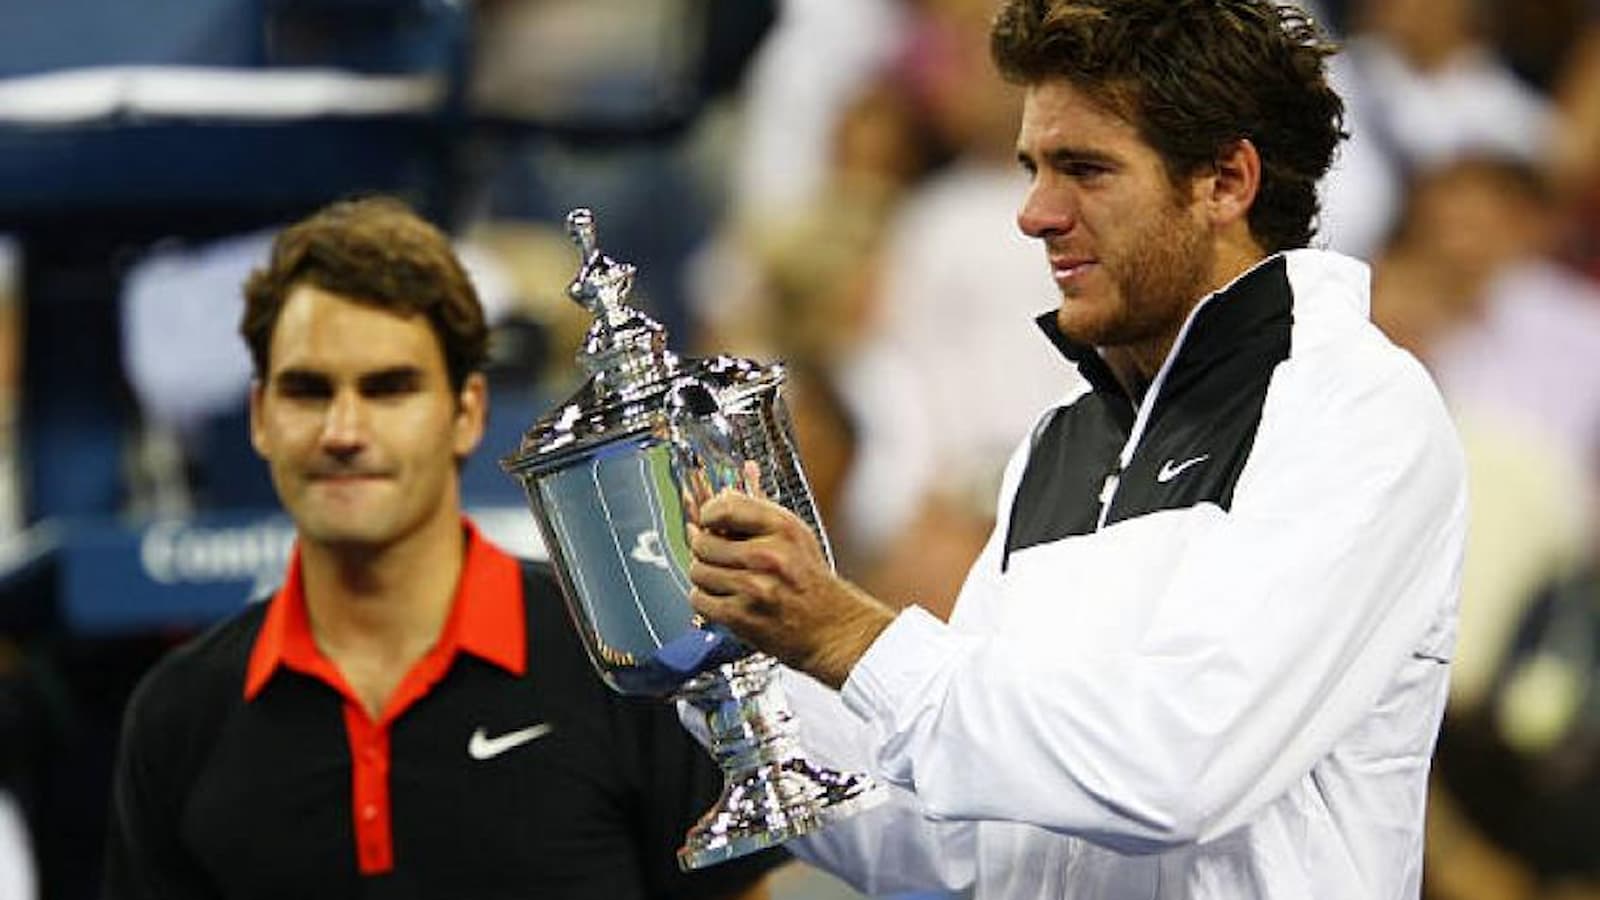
(566, 208, 597, 268)
(565, 207, 636, 315)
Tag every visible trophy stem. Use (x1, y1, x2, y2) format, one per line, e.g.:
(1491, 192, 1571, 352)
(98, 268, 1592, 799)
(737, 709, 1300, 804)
(674, 653, 885, 870)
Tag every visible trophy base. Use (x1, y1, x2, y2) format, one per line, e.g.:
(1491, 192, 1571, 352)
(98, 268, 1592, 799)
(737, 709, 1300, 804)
(676, 655, 886, 870)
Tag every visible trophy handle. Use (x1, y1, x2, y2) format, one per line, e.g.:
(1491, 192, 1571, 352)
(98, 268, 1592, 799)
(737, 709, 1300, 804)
(663, 378, 745, 508)
(658, 378, 888, 869)
(657, 377, 750, 655)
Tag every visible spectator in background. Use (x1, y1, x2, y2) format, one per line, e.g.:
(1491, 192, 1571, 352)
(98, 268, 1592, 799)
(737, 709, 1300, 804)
(1425, 561, 1600, 900)
(466, 0, 777, 344)
(725, 0, 910, 224)
(688, 57, 950, 597)
(104, 197, 783, 899)
(1318, 0, 1555, 258)
(1549, 15, 1600, 282)
(716, 188, 982, 620)
(1391, 157, 1600, 516)
(1369, 155, 1600, 900)
(1372, 152, 1600, 725)
(1480, 0, 1595, 96)
(1344, 0, 1553, 164)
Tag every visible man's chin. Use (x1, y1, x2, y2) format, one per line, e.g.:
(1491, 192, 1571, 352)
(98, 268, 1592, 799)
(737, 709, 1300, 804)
(293, 516, 394, 553)
(1056, 306, 1122, 347)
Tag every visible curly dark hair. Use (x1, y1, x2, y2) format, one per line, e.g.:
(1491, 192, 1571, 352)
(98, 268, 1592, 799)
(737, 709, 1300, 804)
(241, 196, 488, 391)
(991, 0, 1347, 252)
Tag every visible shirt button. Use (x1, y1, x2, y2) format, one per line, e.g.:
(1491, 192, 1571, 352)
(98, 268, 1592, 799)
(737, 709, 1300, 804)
(361, 804, 378, 822)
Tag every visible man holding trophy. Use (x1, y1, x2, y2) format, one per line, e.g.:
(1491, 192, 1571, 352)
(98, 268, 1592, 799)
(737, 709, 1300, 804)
(681, 0, 1469, 897)
(104, 197, 783, 899)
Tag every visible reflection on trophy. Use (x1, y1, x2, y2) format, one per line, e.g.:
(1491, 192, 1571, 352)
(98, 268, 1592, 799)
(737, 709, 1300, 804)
(501, 209, 884, 870)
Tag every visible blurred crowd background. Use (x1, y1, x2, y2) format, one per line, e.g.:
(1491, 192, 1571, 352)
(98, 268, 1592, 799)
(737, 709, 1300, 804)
(1, 0, 1598, 897)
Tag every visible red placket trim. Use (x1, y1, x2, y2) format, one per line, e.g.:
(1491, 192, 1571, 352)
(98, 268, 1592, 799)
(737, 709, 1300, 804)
(334, 607, 463, 875)
(342, 703, 395, 873)
(243, 522, 527, 877)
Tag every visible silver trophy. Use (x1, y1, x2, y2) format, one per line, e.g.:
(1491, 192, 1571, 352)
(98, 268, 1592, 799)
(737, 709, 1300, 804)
(501, 209, 883, 870)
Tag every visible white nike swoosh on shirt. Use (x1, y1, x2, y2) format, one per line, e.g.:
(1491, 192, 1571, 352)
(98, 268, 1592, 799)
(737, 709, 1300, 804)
(1156, 454, 1210, 483)
(467, 723, 554, 760)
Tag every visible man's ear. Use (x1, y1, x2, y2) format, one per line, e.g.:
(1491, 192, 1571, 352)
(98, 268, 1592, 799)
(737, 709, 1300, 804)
(1205, 138, 1262, 229)
(453, 372, 488, 459)
(248, 379, 269, 459)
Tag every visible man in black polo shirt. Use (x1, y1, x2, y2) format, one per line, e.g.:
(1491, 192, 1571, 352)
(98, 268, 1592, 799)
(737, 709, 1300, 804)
(103, 197, 783, 899)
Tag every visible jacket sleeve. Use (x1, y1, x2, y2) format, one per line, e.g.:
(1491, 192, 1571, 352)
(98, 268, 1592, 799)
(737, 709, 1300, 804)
(836, 349, 1468, 854)
(769, 434, 1041, 894)
(778, 665, 978, 896)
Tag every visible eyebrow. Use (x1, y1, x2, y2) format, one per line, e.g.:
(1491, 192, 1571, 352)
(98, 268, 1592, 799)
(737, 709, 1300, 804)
(272, 368, 329, 391)
(1019, 145, 1123, 168)
(271, 365, 426, 392)
(357, 366, 425, 393)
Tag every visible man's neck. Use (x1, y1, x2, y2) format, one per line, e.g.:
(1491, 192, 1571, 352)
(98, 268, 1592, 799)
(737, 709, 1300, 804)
(297, 508, 468, 712)
(1102, 347, 1154, 405)
(1112, 242, 1272, 398)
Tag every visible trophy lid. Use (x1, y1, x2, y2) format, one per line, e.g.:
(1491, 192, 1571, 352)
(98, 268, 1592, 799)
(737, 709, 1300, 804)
(502, 209, 782, 477)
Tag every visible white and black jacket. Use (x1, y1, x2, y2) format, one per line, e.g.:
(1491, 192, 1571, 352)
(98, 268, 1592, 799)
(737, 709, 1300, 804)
(783, 249, 1469, 899)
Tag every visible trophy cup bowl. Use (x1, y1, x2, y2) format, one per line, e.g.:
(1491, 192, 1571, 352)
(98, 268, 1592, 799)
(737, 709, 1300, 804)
(501, 209, 883, 870)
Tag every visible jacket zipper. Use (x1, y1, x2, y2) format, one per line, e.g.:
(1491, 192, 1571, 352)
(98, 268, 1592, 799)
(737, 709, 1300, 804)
(1094, 292, 1220, 531)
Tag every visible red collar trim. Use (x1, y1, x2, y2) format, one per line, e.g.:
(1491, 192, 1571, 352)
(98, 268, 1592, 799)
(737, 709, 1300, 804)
(243, 519, 526, 701)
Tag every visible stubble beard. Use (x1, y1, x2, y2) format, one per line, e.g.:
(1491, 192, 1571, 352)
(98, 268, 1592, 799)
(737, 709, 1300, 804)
(1060, 202, 1212, 352)
(292, 500, 397, 558)
(282, 473, 414, 559)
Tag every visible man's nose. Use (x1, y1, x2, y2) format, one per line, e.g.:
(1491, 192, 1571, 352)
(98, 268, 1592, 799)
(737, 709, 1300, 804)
(319, 391, 366, 454)
(1017, 181, 1075, 239)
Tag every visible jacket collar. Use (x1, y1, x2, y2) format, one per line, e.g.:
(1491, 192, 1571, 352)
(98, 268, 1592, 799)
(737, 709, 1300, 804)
(1034, 253, 1293, 398)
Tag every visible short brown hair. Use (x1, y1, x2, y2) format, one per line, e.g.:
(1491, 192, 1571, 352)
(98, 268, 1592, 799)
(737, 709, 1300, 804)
(241, 196, 488, 390)
(991, 0, 1346, 253)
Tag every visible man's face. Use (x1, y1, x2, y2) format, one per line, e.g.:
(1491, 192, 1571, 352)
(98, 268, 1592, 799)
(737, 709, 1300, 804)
(1015, 79, 1213, 351)
(250, 284, 486, 552)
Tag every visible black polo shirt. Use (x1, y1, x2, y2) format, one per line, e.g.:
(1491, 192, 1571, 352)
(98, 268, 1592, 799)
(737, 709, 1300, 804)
(104, 522, 784, 899)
